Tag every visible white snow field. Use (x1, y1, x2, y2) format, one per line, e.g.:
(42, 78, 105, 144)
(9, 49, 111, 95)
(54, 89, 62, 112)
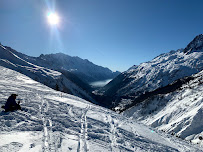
(124, 70, 203, 145)
(0, 66, 202, 152)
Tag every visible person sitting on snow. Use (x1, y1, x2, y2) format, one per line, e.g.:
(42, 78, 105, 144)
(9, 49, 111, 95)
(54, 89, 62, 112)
(4, 94, 21, 112)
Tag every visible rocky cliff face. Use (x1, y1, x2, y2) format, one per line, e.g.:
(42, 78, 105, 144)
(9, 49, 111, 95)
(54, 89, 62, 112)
(184, 34, 203, 54)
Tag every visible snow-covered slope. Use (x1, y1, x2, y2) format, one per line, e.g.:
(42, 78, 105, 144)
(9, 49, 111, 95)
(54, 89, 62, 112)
(100, 34, 203, 108)
(123, 70, 203, 143)
(0, 66, 202, 151)
(9, 49, 120, 83)
(39, 53, 120, 83)
(0, 45, 94, 103)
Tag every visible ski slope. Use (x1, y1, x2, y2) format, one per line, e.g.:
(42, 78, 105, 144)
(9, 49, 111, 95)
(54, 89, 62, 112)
(0, 66, 202, 152)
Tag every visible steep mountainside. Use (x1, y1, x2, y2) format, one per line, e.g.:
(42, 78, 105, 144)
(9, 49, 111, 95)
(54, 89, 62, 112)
(39, 53, 120, 83)
(0, 45, 95, 103)
(0, 66, 202, 151)
(99, 34, 203, 108)
(123, 70, 203, 141)
(9, 50, 120, 83)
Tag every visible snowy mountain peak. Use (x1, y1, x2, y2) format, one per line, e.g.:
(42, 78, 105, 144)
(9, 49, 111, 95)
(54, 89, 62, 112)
(99, 34, 203, 111)
(184, 34, 203, 54)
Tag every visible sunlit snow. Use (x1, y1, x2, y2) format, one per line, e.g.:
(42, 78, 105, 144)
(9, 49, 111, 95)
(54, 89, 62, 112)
(0, 66, 202, 151)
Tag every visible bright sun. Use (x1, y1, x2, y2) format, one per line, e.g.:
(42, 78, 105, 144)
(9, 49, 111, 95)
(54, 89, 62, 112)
(47, 12, 59, 25)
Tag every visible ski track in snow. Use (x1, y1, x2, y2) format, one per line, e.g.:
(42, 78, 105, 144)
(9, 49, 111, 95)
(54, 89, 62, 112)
(77, 104, 90, 152)
(39, 96, 55, 152)
(106, 114, 119, 152)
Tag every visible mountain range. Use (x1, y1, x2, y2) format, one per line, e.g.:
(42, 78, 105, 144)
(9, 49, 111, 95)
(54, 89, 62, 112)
(6, 48, 120, 84)
(98, 34, 203, 110)
(0, 44, 120, 103)
(92, 34, 203, 142)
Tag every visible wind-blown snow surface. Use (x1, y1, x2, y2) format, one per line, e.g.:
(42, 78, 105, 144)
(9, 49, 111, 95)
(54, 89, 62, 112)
(124, 70, 203, 144)
(0, 66, 202, 151)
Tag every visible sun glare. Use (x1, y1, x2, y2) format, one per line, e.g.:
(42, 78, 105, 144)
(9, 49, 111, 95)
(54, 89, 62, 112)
(47, 12, 59, 25)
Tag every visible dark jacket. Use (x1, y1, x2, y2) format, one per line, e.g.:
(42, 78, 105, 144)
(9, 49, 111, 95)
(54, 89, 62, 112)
(4, 95, 18, 111)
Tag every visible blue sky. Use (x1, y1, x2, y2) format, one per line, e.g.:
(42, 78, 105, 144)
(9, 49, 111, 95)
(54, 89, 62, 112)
(0, 0, 203, 72)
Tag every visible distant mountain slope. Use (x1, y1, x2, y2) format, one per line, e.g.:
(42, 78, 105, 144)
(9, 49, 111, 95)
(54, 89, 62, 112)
(123, 70, 203, 141)
(0, 66, 201, 151)
(0, 45, 95, 103)
(39, 53, 120, 83)
(99, 34, 203, 108)
(10, 50, 120, 83)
